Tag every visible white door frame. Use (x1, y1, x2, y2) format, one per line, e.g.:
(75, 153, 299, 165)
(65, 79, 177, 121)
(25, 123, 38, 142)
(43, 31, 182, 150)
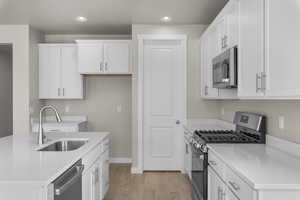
(135, 34, 187, 174)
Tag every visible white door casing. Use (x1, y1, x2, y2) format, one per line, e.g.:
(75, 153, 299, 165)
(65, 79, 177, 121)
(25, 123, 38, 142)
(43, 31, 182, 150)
(136, 35, 187, 173)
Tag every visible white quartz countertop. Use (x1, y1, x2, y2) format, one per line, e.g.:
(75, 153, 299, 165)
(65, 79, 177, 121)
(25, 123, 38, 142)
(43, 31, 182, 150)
(0, 132, 109, 186)
(208, 143, 300, 190)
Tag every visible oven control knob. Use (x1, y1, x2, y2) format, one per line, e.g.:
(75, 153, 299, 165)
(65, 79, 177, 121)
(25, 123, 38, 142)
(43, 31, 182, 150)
(194, 143, 201, 149)
(201, 145, 208, 153)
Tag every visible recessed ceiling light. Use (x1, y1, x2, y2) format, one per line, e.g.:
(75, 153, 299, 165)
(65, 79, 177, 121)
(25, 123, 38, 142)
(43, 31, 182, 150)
(160, 16, 172, 22)
(76, 16, 88, 22)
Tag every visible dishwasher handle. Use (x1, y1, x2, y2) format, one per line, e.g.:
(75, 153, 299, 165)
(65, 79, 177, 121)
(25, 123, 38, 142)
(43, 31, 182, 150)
(54, 164, 84, 196)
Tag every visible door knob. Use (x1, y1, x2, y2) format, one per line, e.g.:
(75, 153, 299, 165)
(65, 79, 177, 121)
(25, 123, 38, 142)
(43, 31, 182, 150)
(176, 120, 180, 125)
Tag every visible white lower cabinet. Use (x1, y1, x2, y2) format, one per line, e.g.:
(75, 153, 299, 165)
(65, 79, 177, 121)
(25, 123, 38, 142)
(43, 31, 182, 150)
(82, 139, 110, 200)
(208, 166, 255, 200)
(208, 167, 226, 200)
(208, 151, 257, 200)
(83, 162, 101, 200)
(100, 150, 110, 199)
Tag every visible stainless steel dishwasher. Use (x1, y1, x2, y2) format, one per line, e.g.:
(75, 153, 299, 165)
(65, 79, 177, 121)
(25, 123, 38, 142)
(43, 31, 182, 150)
(51, 159, 84, 200)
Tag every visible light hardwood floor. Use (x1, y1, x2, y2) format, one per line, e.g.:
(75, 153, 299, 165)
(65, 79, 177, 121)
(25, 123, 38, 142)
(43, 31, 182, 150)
(104, 164, 192, 200)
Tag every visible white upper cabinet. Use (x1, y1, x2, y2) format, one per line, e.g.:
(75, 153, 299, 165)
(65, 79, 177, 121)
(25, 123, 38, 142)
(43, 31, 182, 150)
(201, 0, 300, 100)
(78, 43, 104, 74)
(200, 0, 239, 99)
(39, 45, 61, 99)
(264, 0, 300, 98)
(39, 44, 83, 99)
(237, 0, 265, 98)
(215, 0, 239, 54)
(104, 42, 130, 74)
(77, 40, 131, 74)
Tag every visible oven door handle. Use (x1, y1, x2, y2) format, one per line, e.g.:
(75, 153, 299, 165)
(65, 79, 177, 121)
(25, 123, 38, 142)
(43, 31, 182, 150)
(54, 165, 84, 196)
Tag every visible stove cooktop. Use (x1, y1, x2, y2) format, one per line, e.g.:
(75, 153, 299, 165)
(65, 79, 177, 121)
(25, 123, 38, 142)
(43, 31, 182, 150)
(194, 130, 258, 143)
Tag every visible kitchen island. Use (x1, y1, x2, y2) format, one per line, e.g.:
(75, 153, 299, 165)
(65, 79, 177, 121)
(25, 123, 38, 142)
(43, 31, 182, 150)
(0, 132, 110, 200)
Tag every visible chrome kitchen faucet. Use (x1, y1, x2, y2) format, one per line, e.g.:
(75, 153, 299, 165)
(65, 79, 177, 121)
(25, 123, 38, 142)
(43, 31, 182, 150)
(38, 105, 62, 145)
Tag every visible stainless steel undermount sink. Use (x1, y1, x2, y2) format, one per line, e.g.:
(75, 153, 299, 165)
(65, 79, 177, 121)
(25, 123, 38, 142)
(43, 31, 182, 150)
(38, 140, 88, 152)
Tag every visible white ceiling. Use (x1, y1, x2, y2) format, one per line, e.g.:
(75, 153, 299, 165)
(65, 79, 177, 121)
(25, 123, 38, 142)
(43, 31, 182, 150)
(0, 0, 228, 34)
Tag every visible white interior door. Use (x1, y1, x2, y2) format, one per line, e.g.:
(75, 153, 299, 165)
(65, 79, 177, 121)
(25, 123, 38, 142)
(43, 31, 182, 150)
(143, 40, 185, 171)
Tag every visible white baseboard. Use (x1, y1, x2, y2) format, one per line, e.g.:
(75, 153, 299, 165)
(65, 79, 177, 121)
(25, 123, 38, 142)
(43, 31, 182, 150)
(131, 166, 143, 174)
(109, 157, 132, 164)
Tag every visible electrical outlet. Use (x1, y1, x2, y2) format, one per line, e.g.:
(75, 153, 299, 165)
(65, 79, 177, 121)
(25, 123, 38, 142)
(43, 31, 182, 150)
(65, 105, 70, 113)
(116, 105, 122, 113)
(221, 107, 225, 115)
(278, 116, 285, 130)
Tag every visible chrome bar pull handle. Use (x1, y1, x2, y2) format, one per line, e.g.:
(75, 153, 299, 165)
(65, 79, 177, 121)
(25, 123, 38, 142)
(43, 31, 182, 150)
(256, 73, 262, 93)
(100, 62, 103, 72)
(261, 72, 266, 91)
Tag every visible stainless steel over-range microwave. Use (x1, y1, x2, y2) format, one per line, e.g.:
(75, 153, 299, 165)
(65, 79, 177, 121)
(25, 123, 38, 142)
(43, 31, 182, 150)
(212, 46, 238, 89)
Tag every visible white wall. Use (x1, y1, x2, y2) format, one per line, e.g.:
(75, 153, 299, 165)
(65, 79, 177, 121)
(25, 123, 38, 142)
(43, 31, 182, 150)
(45, 76, 132, 159)
(131, 24, 221, 169)
(220, 101, 300, 144)
(29, 28, 45, 119)
(0, 26, 30, 134)
(0, 46, 13, 137)
(0, 25, 44, 135)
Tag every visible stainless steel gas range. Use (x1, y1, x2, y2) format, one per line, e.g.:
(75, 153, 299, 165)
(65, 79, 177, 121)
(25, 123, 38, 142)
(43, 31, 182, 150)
(191, 112, 266, 200)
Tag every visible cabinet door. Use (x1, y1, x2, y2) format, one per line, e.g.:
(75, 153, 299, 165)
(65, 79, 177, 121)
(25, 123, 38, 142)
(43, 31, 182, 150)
(217, 16, 228, 53)
(92, 165, 101, 200)
(82, 166, 92, 200)
(103, 42, 130, 74)
(207, 27, 220, 98)
(39, 46, 61, 99)
(78, 44, 104, 74)
(265, 0, 300, 98)
(238, 0, 264, 98)
(226, 0, 239, 49)
(100, 150, 110, 199)
(208, 167, 226, 200)
(61, 46, 83, 99)
(201, 32, 219, 99)
(83, 164, 100, 200)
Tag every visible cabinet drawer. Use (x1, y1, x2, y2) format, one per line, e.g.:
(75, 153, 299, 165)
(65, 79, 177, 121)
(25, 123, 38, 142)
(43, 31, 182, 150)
(208, 151, 225, 178)
(225, 167, 256, 200)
